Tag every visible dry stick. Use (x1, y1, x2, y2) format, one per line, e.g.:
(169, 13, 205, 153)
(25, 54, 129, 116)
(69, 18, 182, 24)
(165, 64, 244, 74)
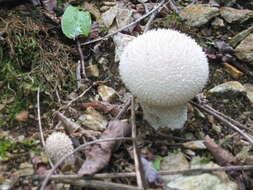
(37, 88, 54, 169)
(203, 103, 253, 134)
(39, 137, 134, 190)
(131, 96, 147, 189)
(76, 61, 81, 89)
(59, 85, 93, 111)
(81, 0, 166, 46)
(58, 179, 143, 190)
(76, 39, 88, 80)
(35, 165, 253, 181)
(37, 87, 45, 147)
(191, 102, 253, 146)
(144, 10, 158, 33)
(114, 98, 131, 120)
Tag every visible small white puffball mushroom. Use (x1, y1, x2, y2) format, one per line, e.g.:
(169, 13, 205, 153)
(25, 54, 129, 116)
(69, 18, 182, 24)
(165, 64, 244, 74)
(45, 132, 75, 165)
(119, 29, 209, 130)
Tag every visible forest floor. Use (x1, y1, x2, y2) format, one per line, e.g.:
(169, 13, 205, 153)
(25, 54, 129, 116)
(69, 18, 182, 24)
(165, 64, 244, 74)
(1, 0, 253, 190)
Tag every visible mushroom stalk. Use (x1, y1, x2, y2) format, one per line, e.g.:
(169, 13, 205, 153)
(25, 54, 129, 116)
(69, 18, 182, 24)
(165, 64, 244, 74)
(141, 103, 187, 129)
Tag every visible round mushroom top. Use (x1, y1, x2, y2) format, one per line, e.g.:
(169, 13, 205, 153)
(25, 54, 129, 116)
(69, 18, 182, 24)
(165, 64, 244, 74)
(119, 29, 209, 106)
(45, 132, 75, 165)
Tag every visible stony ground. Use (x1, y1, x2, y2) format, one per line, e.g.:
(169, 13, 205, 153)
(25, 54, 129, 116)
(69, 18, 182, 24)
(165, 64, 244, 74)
(1, 0, 253, 190)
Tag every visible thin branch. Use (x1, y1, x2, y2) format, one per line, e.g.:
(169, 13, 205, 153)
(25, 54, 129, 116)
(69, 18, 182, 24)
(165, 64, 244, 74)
(37, 88, 54, 168)
(114, 98, 131, 120)
(35, 165, 253, 181)
(191, 102, 253, 146)
(76, 39, 88, 80)
(144, 11, 158, 33)
(203, 103, 253, 134)
(39, 137, 134, 190)
(59, 85, 93, 111)
(81, 0, 166, 46)
(76, 61, 81, 89)
(37, 87, 45, 147)
(131, 96, 147, 189)
(57, 179, 144, 190)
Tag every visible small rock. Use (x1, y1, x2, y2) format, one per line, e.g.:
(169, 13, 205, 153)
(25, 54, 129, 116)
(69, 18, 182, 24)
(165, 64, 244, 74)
(208, 81, 245, 94)
(101, 4, 118, 27)
(223, 63, 244, 79)
(78, 107, 108, 131)
(97, 85, 117, 102)
(211, 17, 225, 28)
(220, 7, 253, 23)
(86, 64, 99, 77)
(167, 157, 238, 190)
(229, 26, 253, 48)
(15, 111, 29, 122)
(235, 33, 253, 63)
(183, 140, 206, 150)
(244, 83, 253, 104)
(179, 4, 219, 27)
(0, 183, 12, 190)
(101, 3, 134, 31)
(19, 162, 34, 176)
(161, 152, 189, 182)
(113, 33, 135, 62)
(116, 8, 134, 29)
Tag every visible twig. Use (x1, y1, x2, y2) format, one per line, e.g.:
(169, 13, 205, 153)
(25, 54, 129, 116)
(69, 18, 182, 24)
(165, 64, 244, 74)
(114, 98, 131, 120)
(76, 61, 81, 89)
(37, 87, 45, 147)
(35, 165, 253, 181)
(37, 88, 54, 168)
(76, 39, 88, 80)
(168, 0, 181, 15)
(39, 137, 134, 190)
(58, 179, 144, 190)
(144, 11, 158, 33)
(131, 96, 147, 189)
(191, 102, 253, 146)
(59, 85, 93, 111)
(203, 104, 253, 134)
(81, 0, 166, 46)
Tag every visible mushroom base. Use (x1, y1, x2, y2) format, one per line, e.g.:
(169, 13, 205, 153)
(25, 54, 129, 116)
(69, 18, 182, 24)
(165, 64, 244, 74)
(141, 104, 187, 130)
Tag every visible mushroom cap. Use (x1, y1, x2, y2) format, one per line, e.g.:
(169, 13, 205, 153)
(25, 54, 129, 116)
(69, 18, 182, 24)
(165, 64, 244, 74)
(45, 132, 75, 165)
(119, 29, 209, 106)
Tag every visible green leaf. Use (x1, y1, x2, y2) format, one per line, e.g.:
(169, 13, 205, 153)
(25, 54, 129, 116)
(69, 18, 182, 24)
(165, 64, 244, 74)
(152, 156, 163, 171)
(61, 5, 92, 39)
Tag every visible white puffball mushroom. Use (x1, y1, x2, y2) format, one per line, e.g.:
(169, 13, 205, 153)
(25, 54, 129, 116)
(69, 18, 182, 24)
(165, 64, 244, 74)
(119, 29, 209, 130)
(45, 132, 75, 165)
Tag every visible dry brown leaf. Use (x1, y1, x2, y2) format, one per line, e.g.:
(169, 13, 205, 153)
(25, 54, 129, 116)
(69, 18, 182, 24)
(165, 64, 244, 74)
(82, 2, 103, 24)
(78, 120, 131, 176)
(204, 135, 238, 166)
(81, 101, 122, 116)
